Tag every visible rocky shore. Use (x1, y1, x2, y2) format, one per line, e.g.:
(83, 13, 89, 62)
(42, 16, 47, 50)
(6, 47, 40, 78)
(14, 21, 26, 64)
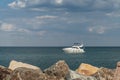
(0, 60, 119, 80)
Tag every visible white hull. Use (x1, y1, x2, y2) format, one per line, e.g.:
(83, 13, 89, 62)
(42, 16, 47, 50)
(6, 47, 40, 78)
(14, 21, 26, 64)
(63, 48, 85, 54)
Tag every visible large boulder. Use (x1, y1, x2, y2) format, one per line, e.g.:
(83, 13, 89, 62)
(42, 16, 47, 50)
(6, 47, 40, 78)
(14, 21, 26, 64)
(8, 60, 40, 70)
(0, 65, 12, 80)
(10, 67, 41, 80)
(44, 60, 69, 79)
(92, 67, 115, 80)
(76, 63, 99, 76)
(66, 70, 97, 80)
(10, 67, 60, 80)
(113, 61, 120, 80)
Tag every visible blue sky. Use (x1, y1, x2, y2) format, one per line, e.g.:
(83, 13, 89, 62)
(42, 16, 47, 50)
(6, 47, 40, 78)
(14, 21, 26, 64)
(1, 0, 120, 46)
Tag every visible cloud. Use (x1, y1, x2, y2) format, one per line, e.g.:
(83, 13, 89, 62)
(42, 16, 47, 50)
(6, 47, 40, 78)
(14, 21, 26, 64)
(8, 0, 120, 12)
(17, 28, 46, 36)
(0, 19, 46, 36)
(112, 0, 120, 9)
(0, 23, 16, 31)
(8, 0, 26, 8)
(106, 11, 120, 17)
(36, 15, 58, 19)
(88, 23, 120, 34)
(36, 31, 46, 36)
(55, 0, 63, 5)
(92, 0, 112, 10)
(17, 28, 30, 33)
(88, 26, 106, 34)
(0, 22, 30, 33)
(30, 8, 48, 11)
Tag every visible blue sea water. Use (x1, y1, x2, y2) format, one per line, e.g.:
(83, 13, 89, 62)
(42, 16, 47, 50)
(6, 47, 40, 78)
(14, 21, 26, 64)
(0, 47, 120, 70)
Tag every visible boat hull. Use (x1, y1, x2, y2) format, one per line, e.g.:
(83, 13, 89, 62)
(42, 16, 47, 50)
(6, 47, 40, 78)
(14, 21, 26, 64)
(63, 48, 85, 54)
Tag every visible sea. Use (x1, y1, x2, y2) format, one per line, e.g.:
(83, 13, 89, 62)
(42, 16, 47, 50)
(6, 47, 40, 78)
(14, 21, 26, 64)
(0, 47, 120, 70)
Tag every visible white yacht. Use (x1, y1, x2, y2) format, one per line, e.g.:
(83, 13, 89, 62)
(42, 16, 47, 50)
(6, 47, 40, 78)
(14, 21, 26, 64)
(62, 43, 85, 54)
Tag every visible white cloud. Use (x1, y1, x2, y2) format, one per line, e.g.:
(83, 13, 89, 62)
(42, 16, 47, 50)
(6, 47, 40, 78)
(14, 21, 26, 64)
(7, 0, 120, 11)
(88, 26, 106, 34)
(55, 0, 63, 5)
(8, 0, 26, 8)
(17, 28, 30, 33)
(0, 23, 16, 31)
(106, 11, 120, 17)
(0, 19, 46, 36)
(8, 0, 47, 9)
(93, 0, 109, 9)
(27, 0, 45, 5)
(0, 22, 31, 34)
(88, 24, 120, 34)
(111, 0, 120, 9)
(37, 31, 46, 36)
(36, 15, 58, 19)
(30, 8, 48, 12)
(17, 28, 46, 36)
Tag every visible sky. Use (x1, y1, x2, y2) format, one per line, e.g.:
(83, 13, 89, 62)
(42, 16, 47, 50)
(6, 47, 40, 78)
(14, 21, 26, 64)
(1, 0, 120, 46)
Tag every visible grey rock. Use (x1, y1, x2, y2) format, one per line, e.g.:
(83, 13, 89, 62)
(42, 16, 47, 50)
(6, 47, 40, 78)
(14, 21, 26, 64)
(92, 67, 115, 80)
(10, 67, 64, 80)
(44, 60, 69, 79)
(0, 60, 117, 80)
(10, 67, 42, 80)
(0, 65, 12, 80)
(113, 61, 120, 80)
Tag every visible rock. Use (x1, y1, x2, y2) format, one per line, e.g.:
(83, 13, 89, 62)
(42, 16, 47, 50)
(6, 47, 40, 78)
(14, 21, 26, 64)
(92, 67, 115, 80)
(76, 63, 99, 76)
(8, 60, 40, 70)
(113, 62, 120, 80)
(10, 67, 62, 80)
(66, 70, 97, 80)
(0, 60, 116, 80)
(9, 60, 67, 80)
(0, 65, 12, 80)
(66, 70, 82, 80)
(10, 67, 43, 80)
(44, 60, 69, 79)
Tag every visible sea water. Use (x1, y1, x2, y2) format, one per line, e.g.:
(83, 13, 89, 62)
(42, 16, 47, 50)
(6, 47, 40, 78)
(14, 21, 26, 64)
(0, 47, 120, 70)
